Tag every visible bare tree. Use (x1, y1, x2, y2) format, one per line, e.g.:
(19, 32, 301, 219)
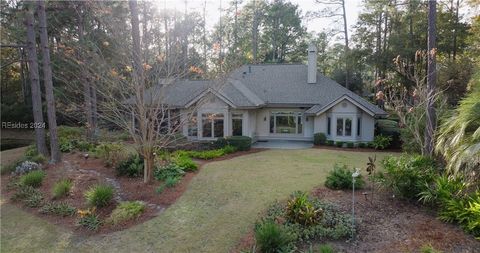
(37, 0, 61, 163)
(312, 0, 349, 88)
(24, 3, 48, 156)
(424, 0, 437, 156)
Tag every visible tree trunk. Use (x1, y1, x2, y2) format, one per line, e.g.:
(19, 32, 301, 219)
(424, 0, 437, 156)
(24, 3, 49, 157)
(129, 0, 149, 183)
(341, 0, 349, 89)
(252, 0, 259, 63)
(77, 4, 95, 141)
(203, 0, 208, 72)
(37, 0, 60, 163)
(452, 0, 459, 60)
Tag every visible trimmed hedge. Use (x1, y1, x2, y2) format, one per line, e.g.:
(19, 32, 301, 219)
(313, 133, 327, 145)
(224, 136, 252, 151)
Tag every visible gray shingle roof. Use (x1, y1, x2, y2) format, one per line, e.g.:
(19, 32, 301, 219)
(143, 64, 386, 116)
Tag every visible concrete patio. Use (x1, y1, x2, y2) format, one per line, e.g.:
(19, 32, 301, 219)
(252, 140, 313, 149)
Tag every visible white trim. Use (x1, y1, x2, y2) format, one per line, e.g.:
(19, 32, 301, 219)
(184, 88, 237, 108)
(315, 95, 376, 117)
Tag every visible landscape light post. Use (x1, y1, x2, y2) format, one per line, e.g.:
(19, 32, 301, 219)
(351, 168, 360, 240)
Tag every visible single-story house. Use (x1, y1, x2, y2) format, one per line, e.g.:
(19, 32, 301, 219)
(143, 45, 387, 143)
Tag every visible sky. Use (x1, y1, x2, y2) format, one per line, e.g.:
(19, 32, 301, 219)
(153, 0, 477, 42)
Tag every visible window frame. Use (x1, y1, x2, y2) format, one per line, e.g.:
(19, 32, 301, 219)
(269, 111, 303, 135)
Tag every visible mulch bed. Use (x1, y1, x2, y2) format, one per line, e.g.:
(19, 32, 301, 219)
(233, 186, 480, 253)
(313, 145, 402, 153)
(1, 148, 265, 236)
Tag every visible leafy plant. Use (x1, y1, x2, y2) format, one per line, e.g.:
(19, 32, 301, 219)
(326, 140, 334, 146)
(438, 191, 480, 237)
(420, 244, 442, 253)
(106, 201, 146, 225)
(222, 145, 237, 154)
(116, 153, 143, 177)
(75, 140, 96, 152)
(154, 163, 185, 181)
(255, 221, 294, 253)
(314, 133, 327, 145)
(11, 185, 44, 208)
(325, 164, 365, 190)
(225, 136, 251, 151)
(379, 155, 437, 199)
(173, 155, 197, 171)
(155, 184, 166, 194)
(286, 192, 322, 226)
(19, 170, 46, 188)
(40, 202, 76, 216)
(78, 213, 101, 231)
(84, 184, 114, 207)
(358, 142, 367, 148)
(14, 161, 41, 175)
(165, 176, 180, 187)
(346, 142, 354, 148)
(418, 175, 466, 205)
(95, 142, 127, 167)
(59, 138, 74, 152)
(371, 134, 392, 149)
(52, 179, 73, 199)
(335, 141, 344, 147)
(317, 244, 335, 253)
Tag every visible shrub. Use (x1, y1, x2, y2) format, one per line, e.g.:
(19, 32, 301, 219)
(173, 155, 197, 171)
(59, 138, 74, 152)
(419, 175, 466, 205)
(225, 136, 251, 151)
(78, 213, 101, 231)
(335, 141, 344, 148)
(19, 170, 46, 188)
(58, 126, 84, 139)
(106, 201, 145, 225)
(346, 142, 354, 148)
(375, 119, 401, 149)
(75, 140, 96, 152)
(371, 134, 392, 150)
(154, 163, 185, 181)
(95, 142, 128, 167)
(186, 149, 225, 160)
(255, 221, 294, 253)
(116, 154, 143, 177)
(84, 184, 114, 207)
(286, 192, 322, 226)
(215, 137, 228, 148)
(358, 142, 367, 148)
(379, 155, 437, 199)
(155, 184, 166, 194)
(222, 145, 237, 154)
(30, 154, 47, 164)
(314, 133, 327, 145)
(325, 164, 365, 190)
(438, 191, 480, 237)
(52, 179, 73, 199)
(14, 161, 41, 175)
(40, 202, 76, 216)
(165, 176, 180, 188)
(24, 145, 38, 157)
(11, 185, 44, 207)
(326, 140, 334, 146)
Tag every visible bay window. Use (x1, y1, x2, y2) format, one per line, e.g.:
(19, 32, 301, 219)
(336, 117, 352, 137)
(202, 113, 224, 138)
(270, 112, 303, 134)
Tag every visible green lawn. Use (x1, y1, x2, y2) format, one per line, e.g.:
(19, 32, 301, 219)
(0, 149, 396, 253)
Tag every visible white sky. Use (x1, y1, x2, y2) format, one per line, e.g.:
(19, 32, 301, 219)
(153, 0, 476, 42)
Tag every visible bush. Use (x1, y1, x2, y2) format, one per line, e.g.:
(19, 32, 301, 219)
(335, 141, 344, 148)
(78, 213, 101, 231)
(326, 140, 334, 146)
(58, 126, 84, 139)
(116, 154, 143, 177)
(438, 191, 480, 237)
(95, 142, 128, 167)
(106, 201, 145, 225)
(379, 155, 437, 199)
(325, 164, 365, 190)
(24, 145, 38, 157)
(173, 155, 197, 171)
(165, 176, 180, 187)
(346, 142, 354, 148)
(52, 179, 73, 199)
(14, 161, 41, 175)
(75, 140, 96, 152)
(286, 192, 322, 226)
(371, 134, 392, 150)
(185, 149, 225, 160)
(222, 145, 237, 154)
(40, 202, 76, 216)
(19, 170, 46, 188)
(84, 184, 114, 207)
(215, 137, 228, 148)
(314, 133, 327, 145)
(375, 119, 401, 148)
(59, 138, 74, 152)
(154, 163, 185, 181)
(11, 185, 44, 207)
(225, 136, 251, 151)
(317, 244, 335, 253)
(255, 221, 294, 253)
(358, 142, 367, 148)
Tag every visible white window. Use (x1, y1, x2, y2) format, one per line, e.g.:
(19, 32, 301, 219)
(336, 117, 352, 136)
(269, 112, 303, 134)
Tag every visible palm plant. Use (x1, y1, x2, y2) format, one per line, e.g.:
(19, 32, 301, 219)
(435, 75, 480, 185)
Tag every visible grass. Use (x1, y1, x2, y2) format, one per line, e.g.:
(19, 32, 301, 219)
(1, 149, 396, 252)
